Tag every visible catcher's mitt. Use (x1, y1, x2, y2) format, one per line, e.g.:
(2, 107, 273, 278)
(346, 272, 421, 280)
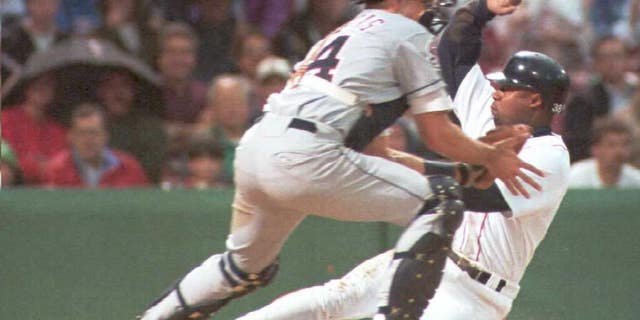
(469, 124, 532, 189)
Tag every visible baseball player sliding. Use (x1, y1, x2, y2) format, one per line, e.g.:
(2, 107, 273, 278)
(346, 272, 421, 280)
(236, 0, 571, 319)
(139, 1, 543, 319)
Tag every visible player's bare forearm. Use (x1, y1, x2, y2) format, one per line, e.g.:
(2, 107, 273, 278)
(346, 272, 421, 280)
(414, 111, 495, 165)
(362, 133, 390, 158)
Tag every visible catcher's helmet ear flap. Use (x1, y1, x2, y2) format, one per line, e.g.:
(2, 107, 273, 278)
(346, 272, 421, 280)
(487, 51, 570, 114)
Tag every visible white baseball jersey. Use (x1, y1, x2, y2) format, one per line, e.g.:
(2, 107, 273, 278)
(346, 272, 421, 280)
(265, 9, 453, 136)
(237, 65, 572, 320)
(452, 64, 571, 283)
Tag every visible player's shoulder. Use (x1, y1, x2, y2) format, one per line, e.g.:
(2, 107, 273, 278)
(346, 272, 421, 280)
(520, 134, 570, 170)
(363, 9, 428, 41)
(522, 134, 569, 157)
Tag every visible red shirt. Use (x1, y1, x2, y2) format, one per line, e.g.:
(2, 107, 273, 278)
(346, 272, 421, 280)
(1, 106, 67, 184)
(45, 149, 148, 188)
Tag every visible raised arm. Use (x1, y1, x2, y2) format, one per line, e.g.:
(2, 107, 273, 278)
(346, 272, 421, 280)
(438, 0, 519, 98)
(438, 0, 494, 97)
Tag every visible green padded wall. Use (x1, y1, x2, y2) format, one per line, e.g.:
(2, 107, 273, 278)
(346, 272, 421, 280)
(0, 189, 638, 319)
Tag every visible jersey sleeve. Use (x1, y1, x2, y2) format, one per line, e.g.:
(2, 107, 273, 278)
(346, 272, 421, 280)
(495, 138, 570, 218)
(392, 32, 453, 114)
(452, 64, 495, 137)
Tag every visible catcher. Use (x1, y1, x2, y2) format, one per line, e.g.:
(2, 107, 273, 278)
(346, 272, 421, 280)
(237, 0, 571, 319)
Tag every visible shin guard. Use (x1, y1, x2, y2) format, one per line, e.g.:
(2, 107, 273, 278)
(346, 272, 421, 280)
(376, 176, 465, 320)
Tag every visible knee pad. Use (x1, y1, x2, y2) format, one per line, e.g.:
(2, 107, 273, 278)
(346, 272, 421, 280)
(377, 177, 465, 319)
(417, 175, 465, 238)
(379, 232, 449, 320)
(428, 175, 462, 201)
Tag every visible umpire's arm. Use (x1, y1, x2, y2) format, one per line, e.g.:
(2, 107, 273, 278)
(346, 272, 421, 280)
(437, 0, 495, 98)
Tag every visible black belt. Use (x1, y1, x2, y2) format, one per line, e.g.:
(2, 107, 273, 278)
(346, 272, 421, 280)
(288, 118, 318, 133)
(448, 251, 507, 293)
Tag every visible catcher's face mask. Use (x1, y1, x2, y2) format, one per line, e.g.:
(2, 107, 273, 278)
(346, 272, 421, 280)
(419, 0, 456, 35)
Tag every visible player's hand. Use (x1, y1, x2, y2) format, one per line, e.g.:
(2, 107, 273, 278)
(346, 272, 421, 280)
(458, 164, 494, 189)
(487, 0, 521, 15)
(484, 133, 544, 198)
(479, 124, 531, 148)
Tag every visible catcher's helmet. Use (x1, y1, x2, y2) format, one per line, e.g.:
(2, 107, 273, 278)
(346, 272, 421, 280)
(487, 51, 570, 113)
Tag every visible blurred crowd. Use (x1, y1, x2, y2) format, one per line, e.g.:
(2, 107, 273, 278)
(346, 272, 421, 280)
(2, 0, 640, 190)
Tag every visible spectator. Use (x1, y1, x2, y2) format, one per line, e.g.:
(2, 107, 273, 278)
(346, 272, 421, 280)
(157, 22, 207, 125)
(1, 0, 67, 83)
(589, 0, 629, 38)
(1, 72, 67, 184)
(564, 36, 638, 162)
(242, 0, 292, 38)
(96, 69, 167, 183)
(1, 140, 23, 187)
(184, 138, 227, 189)
(46, 103, 148, 188)
(569, 118, 640, 188)
(613, 87, 640, 167)
(234, 30, 273, 81)
(0, 0, 25, 27)
(273, 0, 359, 64)
(190, 0, 239, 81)
(252, 56, 291, 120)
(194, 74, 251, 184)
(94, 0, 159, 66)
(55, 0, 101, 35)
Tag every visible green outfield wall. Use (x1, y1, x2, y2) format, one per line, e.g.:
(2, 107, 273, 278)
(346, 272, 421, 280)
(0, 189, 638, 319)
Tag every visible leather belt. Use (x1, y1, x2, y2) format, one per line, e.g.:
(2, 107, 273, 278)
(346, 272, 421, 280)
(448, 251, 507, 293)
(287, 118, 317, 133)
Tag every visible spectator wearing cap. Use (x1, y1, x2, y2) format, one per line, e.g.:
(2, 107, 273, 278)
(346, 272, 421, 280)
(569, 117, 640, 188)
(1, 140, 23, 187)
(252, 56, 291, 121)
(45, 103, 148, 188)
(1, 72, 68, 184)
(194, 74, 252, 184)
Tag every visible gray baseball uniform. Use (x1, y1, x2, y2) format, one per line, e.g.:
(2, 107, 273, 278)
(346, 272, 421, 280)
(140, 9, 460, 320)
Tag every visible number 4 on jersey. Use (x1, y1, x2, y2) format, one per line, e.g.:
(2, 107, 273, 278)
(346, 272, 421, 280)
(306, 35, 349, 82)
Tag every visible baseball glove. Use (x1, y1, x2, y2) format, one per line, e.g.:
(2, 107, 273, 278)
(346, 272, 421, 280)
(469, 124, 532, 188)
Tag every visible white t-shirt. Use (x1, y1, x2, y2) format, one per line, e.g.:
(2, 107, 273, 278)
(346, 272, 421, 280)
(451, 65, 571, 283)
(569, 159, 640, 188)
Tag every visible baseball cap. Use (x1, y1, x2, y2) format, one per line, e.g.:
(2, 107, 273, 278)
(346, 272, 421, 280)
(256, 57, 291, 83)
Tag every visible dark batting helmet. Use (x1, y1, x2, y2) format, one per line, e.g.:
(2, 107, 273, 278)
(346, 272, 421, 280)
(487, 51, 570, 113)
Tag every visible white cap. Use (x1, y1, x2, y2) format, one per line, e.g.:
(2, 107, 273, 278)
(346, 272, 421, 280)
(256, 56, 291, 82)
